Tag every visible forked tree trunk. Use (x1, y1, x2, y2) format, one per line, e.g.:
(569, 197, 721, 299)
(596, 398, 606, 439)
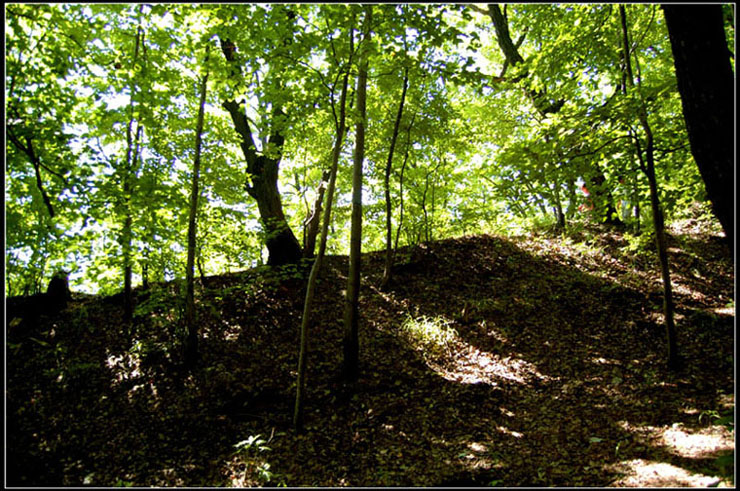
(303, 169, 330, 258)
(219, 38, 302, 267)
(343, 5, 372, 383)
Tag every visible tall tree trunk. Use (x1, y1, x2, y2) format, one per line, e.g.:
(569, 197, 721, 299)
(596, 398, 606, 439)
(394, 112, 416, 252)
(662, 5, 734, 252)
(219, 38, 302, 266)
(621, 5, 679, 370)
(633, 180, 641, 233)
(421, 171, 430, 243)
(381, 67, 409, 289)
(294, 17, 355, 431)
(552, 181, 565, 230)
(122, 12, 144, 325)
(343, 5, 372, 383)
(184, 47, 209, 369)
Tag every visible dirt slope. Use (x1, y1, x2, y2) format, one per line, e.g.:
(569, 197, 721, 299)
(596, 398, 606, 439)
(6, 223, 734, 486)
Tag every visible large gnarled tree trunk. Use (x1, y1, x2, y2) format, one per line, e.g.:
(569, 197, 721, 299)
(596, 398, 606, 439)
(219, 38, 302, 266)
(662, 5, 734, 252)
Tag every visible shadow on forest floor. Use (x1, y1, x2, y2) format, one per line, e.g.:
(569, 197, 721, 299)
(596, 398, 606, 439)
(6, 225, 735, 486)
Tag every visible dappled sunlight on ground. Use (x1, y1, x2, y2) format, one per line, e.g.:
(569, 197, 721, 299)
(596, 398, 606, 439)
(105, 349, 142, 386)
(399, 313, 547, 386)
(608, 459, 725, 487)
(712, 305, 735, 316)
(7, 227, 733, 487)
(661, 425, 733, 459)
(611, 417, 735, 487)
(443, 342, 545, 385)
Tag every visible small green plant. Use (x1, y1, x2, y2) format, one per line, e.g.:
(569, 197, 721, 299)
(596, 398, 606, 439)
(233, 434, 271, 455)
(231, 434, 279, 485)
(622, 231, 655, 256)
(701, 409, 734, 431)
(401, 315, 458, 359)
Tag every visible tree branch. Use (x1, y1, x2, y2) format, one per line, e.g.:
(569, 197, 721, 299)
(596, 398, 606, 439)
(7, 128, 56, 218)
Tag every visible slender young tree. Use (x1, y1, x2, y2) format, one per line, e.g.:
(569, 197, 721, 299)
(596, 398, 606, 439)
(620, 5, 679, 370)
(662, 5, 734, 252)
(381, 65, 409, 289)
(343, 5, 372, 383)
(394, 111, 416, 252)
(122, 7, 146, 325)
(294, 12, 355, 431)
(183, 45, 210, 368)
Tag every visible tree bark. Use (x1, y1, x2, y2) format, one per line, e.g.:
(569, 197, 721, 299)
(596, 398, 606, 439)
(662, 5, 734, 252)
(487, 4, 563, 114)
(343, 5, 372, 384)
(184, 46, 209, 369)
(381, 66, 409, 289)
(6, 131, 55, 218)
(219, 38, 303, 266)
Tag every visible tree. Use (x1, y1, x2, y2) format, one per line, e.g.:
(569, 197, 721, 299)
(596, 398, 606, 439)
(218, 30, 303, 266)
(5, 4, 89, 295)
(381, 62, 409, 288)
(343, 5, 373, 383)
(475, 3, 622, 227)
(121, 6, 146, 325)
(183, 45, 210, 368)
(294, 7, 356, 431)
(620, 5, 679, 369)
(662, 5, 734, 252)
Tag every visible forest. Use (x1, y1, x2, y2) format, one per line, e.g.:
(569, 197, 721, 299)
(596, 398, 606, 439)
(5, 3, 736, 487)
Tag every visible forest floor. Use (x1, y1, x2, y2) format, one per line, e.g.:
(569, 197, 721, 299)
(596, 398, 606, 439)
(6, 217, 735, 487)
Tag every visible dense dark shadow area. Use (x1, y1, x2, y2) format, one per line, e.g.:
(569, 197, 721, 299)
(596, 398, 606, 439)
(5, 227, 734, 486)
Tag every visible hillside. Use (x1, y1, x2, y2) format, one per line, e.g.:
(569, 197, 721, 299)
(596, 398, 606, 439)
(6, 223, 735, 487)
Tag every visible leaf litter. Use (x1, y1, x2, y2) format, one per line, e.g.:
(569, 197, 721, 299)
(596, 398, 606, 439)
(6, 220, 734, 486)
